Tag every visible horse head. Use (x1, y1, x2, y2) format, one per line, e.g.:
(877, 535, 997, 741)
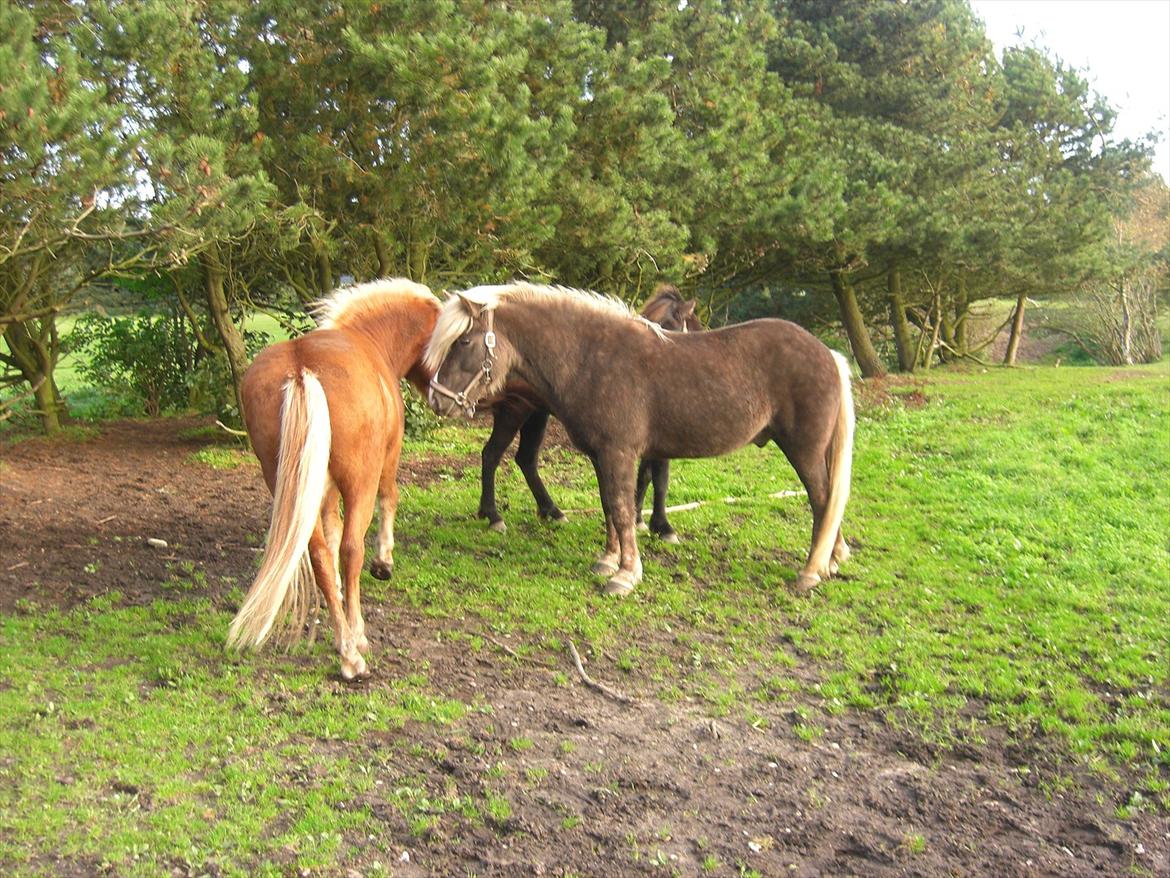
(640, 284, 701, 333)
(424, 288, 513, 418)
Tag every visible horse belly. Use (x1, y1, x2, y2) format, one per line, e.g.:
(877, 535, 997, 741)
(646, 403, 768, 460)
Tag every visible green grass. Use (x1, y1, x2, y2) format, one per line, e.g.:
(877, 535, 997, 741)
(1, 362, 1167, 873)
(188, 446, 258, 470)
(0, 595, 465, 876)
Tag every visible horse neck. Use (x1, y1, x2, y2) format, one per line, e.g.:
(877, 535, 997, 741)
(344, 309, 433, 379)
(496, 299, 614, 404)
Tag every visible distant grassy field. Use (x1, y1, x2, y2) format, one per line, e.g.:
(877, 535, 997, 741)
(1, 362, 1167, 875)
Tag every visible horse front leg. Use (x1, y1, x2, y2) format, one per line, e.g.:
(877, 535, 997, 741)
(479, 402, 526, 532)
(593, 453, 641, 597)
(635, 459, 653, 531)
(370, 438, 402, 583)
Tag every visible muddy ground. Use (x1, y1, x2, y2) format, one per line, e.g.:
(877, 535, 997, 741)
(1, 418, 1166, 877)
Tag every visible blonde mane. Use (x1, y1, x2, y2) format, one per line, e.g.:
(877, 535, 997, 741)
(312, 277, 438, 329)
(423, 281, 662, 373)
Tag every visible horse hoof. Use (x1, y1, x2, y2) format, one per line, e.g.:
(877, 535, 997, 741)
(604, 576, 635, 597)
(340, 654, 368, 681)
(549, 513, 568, 525)
(369, 559, 393, 580)
(636, 521, 650, 532)
(488, 519, 507, 533)
(793, 572, 820, 595)
(356, 634, 370, 655)
(592, 558, 619, 576)
(658, 531, 680, 545)
(828, 559, 839, 576)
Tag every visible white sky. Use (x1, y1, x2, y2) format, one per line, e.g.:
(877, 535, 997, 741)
(969, 0, 1170, 180)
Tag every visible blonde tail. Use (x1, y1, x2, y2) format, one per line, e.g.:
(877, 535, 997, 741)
(227, 371, 331, 650)
(806, 351, 855, 578)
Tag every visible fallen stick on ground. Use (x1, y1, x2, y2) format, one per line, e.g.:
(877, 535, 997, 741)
(567, 639, 634, 705)
(215, 420, 249, 438)
(486, 635, 553, 667)
(560, 488, 805, 518)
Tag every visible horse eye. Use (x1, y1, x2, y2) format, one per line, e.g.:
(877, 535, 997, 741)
(458, 336, 472, 346)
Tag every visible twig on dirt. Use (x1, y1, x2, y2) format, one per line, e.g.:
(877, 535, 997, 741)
(215, 420, 249, 438)
(6, 561, 29, 572)
(95, 514, 117, 525)
(567, 639, 634, 705)
(485, 635, 553, 667)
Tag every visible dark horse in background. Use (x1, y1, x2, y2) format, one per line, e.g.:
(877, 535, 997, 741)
(425, 282, 854, 597)
(476, 285, 702, 543)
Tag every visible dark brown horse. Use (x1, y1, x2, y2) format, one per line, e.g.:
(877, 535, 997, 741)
(228, 278, 440, 679)
(425, 283, 853, 596)
(476, 285, 700, 543)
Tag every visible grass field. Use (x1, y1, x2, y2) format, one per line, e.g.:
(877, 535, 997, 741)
(1, 362, 1167, 875)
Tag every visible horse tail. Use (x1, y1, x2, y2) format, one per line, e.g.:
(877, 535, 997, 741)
(227, 370, 331, 651)
(808, 350, 855, 578)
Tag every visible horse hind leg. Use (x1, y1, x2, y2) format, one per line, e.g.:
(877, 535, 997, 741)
(336, 481, 379, 679)
(777, 438, 833, 594)
(479, 404, 525, 532)
(516, 409, 566, 523)
(647, 459, 679, 543)
(321, 482, 343, 592)
(306, 522, 361, 678)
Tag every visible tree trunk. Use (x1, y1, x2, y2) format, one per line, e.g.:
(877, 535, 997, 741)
(203, 258, 249, 415)
(373, 233, 392, 278)
(315, 247, 334, 296)
(886, 267, 915, 372)
(954, 274, 970, 354)
(830, 270, 886, 378)
(1003, 292, 1027, 366)
(408, 236, 429, 285)
(3, 318, 64, 433)
(1118, 281, 1134, 365)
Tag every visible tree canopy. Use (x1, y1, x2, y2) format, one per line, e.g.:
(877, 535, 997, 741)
(1, 0, 1161, 429)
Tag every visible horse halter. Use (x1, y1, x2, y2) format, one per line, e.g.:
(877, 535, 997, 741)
(429, 310, 497, 417)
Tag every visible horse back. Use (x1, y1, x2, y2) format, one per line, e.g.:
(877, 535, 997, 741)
(242, 329, 404, 489)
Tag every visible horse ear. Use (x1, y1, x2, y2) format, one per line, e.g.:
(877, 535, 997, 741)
(457, 292, 486, 318)
(682, 299, 698, 318)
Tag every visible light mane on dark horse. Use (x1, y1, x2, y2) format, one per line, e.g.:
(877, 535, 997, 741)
(472, 282, 701, 541)
(229, 278, 440, 680)
(424, 282, 854, 597)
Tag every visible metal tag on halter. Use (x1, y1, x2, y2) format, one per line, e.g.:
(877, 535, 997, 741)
(484, 330, 497, 351)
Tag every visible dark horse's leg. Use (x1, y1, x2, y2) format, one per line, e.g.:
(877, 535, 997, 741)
(479, 401, 528, 531)
(591, 452, 641, 596)
(646, 460, 679, 543)
(515, 409, 566, 523)
(635, 460, 679, 542)
(634, 460, 652, 529)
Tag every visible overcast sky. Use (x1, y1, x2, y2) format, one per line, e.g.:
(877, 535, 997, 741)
(969, 0, 1170, 180)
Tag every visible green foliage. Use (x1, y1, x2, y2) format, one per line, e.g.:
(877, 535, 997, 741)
(401, 381, 440, 439)
(68, 311, 202, 417)
(68, 311, 270, 419)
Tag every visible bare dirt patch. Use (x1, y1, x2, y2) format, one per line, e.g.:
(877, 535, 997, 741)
(1, 418, 1166, 876)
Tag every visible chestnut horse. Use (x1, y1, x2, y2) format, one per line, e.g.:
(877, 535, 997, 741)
(476, 285, 701, 542)
(228, 278, 440, 679)
(425, 283, 853, 597)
